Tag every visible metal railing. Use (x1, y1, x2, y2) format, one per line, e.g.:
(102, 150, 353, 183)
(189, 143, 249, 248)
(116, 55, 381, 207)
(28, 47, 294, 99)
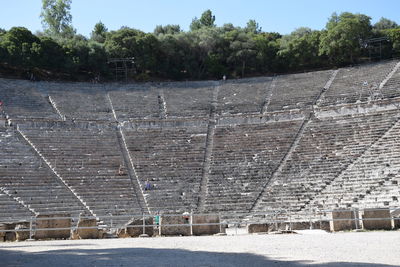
(1, 207, 399, 241)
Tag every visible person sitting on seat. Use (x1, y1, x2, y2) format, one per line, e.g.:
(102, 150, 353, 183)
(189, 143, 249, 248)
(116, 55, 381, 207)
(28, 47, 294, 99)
(144, 179, 151, 191)
(118, 165, 124, 176)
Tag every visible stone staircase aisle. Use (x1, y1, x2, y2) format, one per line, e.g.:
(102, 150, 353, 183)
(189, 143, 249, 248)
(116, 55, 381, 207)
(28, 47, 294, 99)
(116, 126, 150, 214)
(0, 187, 37, 216)
(107, 90, 150, 214)
(197, 83, 220, 212)
(158, 91, 167, 119)
(250, 70, 339, 212)
(305, 115, 400, 211)
(48, 95, 66, 121)
(17, 127, 96, 218)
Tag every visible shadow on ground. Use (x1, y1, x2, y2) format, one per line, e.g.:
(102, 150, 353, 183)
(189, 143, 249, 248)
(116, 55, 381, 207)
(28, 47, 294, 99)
(0, 247, 396, 267)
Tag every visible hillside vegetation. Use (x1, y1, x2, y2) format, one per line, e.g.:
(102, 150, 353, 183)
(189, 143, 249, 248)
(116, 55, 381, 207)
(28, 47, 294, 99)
(0, 1, 399, 81)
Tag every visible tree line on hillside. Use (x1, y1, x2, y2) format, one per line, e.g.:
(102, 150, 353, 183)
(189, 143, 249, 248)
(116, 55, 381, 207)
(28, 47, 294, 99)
(0, 0, 399, 81)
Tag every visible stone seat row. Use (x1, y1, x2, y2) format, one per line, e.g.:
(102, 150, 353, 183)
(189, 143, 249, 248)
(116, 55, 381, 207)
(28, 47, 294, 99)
(252, 109, 400, 214)
(17, 127, 144, 226)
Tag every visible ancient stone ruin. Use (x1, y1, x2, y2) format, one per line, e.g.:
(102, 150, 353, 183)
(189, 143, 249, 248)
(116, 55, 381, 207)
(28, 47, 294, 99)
(1, 60, 400, 239)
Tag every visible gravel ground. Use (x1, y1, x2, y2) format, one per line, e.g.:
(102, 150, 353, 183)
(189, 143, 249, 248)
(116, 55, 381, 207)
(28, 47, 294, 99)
(1, 230, 399, 267)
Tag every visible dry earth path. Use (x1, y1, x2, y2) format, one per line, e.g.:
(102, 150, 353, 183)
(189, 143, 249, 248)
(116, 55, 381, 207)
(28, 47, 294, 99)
(1, 231, 399, 266)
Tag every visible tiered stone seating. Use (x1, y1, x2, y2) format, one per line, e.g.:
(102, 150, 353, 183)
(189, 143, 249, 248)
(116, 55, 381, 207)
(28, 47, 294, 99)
(162, 82, 214, 118)
(22, 125, 142, 226)
(360, 172, 400, 208)
(0, 79, 57, 119)
(267, 70, 333, 112)
(381, 62, 400, 99)
(311, 119, 400, 210)
(108, 85, 160, 120)
(204, 120, 303, 213)
(0, 192, 33, 222)
(319, 60, 398, 106)
(0, 128, 86, 219)
(254, 110, 399, 213)
(1, 59, 399, 224)
(218, 78, 272, 115)
(124, 125, 208, 213)
(46, 84, 112, 121)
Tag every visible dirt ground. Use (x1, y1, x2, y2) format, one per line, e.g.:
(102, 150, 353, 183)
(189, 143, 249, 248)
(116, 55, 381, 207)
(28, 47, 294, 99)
(1, 230, 399, 267)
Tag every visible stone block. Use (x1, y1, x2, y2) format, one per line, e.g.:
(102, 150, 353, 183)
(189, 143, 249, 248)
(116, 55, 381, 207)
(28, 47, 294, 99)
(330, 210, 358, 232)
(247, 224, 269, 234)
(116, 229, 131, 238)
(1, 223, 17, 241)
(314, 221, 331, 232)
(362, 208, 392, 230)
(35, 214, 71, 239)
(124, 217, 154, 237)
(192, 215, 224, 235)
(290, 221, 311, 230)
(5, 232, 16, 242)
(0, 224, 6, 242)
(289, 221, 330, 231)
(394, 217, 400, 229)
(15, 222, 30, 241)
(74, 218, 99, 239)
(160, 215, 190, 236)
(392, 208, 400, 229)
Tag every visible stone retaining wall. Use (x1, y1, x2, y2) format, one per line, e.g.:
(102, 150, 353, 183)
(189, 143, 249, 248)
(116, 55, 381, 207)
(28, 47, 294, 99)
(330, 210, 358, 232)
(362, 208, 392, 230)
(35, 214, 71, 239)
(72, 218, 99, 239)
(192, 215, 223, 235)
(247, 224, 269, 233)
(124, 217, 154, 237)
(160, 215, 190, 236)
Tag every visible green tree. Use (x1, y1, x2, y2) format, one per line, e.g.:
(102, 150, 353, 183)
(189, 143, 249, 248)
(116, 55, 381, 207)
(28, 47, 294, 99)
(190, 18, 202, 31)
(190, 9, 216, 31)
(157, 34, 186, 79)
(40, 0, 75, 38)
(319, 12, 372, 65)
(221, 23, 235, 32)
(105, 27, 161, 76)
(87, 41, 108, 75)
(279, 27, 312, 53)
(36, 36, 65, 69)
(0, 27, 41, 67)
(384, 28, 400, 56)
(196, 27, 225, 78)
(245, 19, 262, 34)
(374, 17, 398, 30)
(135, 33, 161, 74)
(278, 28, 324, 70)
(200, 10, 215, 27)
(105, 27, 145, 58)
(226, 30, 257, 77)
(154, 25, 181, 35)
(90, 21, 108, 43)
(254, 32, 280, 73)
(60, 34, 90, 72)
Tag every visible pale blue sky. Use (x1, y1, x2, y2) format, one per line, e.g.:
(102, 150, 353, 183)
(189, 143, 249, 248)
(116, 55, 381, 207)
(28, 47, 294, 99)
(1, 0, 399, 36)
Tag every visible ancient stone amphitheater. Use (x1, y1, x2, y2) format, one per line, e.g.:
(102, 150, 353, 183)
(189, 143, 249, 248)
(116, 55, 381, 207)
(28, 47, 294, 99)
(1, 60, 400, 228)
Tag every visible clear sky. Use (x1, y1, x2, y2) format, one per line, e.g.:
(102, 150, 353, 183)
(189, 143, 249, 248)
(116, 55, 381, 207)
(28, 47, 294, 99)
(1, 0, 399, 37)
